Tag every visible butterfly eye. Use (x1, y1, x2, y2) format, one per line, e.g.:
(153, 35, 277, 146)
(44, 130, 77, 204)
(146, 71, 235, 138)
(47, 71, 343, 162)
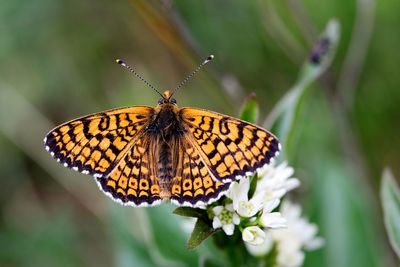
(158, 98, 164, 105)
(170, 98, 177, 105)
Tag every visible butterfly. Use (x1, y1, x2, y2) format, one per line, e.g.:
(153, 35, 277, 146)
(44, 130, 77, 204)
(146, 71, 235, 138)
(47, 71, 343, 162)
(44, 56, 280, 208)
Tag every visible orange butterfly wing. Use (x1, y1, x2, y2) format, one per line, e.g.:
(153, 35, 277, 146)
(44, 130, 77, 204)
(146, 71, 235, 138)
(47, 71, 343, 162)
(95, 134, 163, 207)
(44, 106, 153, 178)
(169, 136, 232, 207)
(179, 107, 280, 183)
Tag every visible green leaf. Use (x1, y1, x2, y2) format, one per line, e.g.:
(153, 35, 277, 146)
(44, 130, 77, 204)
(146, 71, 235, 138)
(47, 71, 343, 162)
(248, 173, 258, 199)
(188, 218, 219, 250)
(173, 207, 208, 219)
(381, 168, 400, 259)
(240, 93, 259, 123)
(264, 19, 340, 157)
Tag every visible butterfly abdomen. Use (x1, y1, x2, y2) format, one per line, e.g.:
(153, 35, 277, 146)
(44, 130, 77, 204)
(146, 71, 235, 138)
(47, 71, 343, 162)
(157, 141, 174, 198)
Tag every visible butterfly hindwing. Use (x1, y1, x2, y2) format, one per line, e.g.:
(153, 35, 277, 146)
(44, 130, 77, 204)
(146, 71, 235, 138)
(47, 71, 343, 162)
(44, 106, 153, 178)
(170, 136, 232, 207)
(180, 107, 280, 182)
(96, 135, 163, 207)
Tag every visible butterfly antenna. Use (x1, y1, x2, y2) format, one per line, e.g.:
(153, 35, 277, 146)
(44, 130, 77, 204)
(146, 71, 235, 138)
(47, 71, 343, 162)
(171, 55, 214, 98)
(116, 59, 163, 97)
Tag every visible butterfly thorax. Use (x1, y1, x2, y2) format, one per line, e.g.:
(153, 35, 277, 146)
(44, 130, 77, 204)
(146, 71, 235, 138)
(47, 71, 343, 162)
(149, 104, 184, 139)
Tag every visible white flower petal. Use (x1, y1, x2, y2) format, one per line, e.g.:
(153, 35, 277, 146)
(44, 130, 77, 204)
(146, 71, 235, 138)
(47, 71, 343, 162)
(263, 198, 280, 213)
(281, 201, 302, 220)
(276, 248, 305, 267)
(222, 223, 235, 236)
(304, 237, 325, 250)
(242, 228, 254, 242)
(245, 236, 272, 257)
(242, 226, 266, 246)
(276, 165, 294, 181)
(225, 203, 234, 212)
(212, 206, 224, 215)
(272, 188, 287, 199)
(212, 217, 222, 229)
(232, 213, 241, 225)
(237, 200, 258, 218)
(248, 192, 265, 211)
(251, 188, 266, 203)
(285, 178, 301, 191)
(261, 212, 287, 229)
(298, 223, 318, 243)
(232, 183, 265, 217)
(230, 178, 250, 211)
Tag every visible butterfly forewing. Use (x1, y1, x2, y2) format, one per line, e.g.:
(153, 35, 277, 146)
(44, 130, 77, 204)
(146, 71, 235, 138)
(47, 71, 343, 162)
(180, 108, 280, 183)
(44, 106, 153, 178)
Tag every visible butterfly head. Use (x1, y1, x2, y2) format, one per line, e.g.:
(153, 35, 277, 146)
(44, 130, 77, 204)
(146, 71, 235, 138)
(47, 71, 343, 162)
(158, 90, 177, 105)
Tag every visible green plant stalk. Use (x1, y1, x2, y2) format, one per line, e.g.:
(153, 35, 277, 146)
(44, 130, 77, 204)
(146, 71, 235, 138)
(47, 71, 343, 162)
(263, 19, 340, 157)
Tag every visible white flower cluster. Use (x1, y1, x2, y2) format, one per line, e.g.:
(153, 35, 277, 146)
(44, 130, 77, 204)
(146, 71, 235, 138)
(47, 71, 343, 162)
(209, 161, 323, 267)
(245, 200, 324, 267)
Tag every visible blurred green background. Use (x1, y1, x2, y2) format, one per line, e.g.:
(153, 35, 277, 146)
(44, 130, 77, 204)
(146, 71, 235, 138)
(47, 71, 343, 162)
(0, 0, 399, 266)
